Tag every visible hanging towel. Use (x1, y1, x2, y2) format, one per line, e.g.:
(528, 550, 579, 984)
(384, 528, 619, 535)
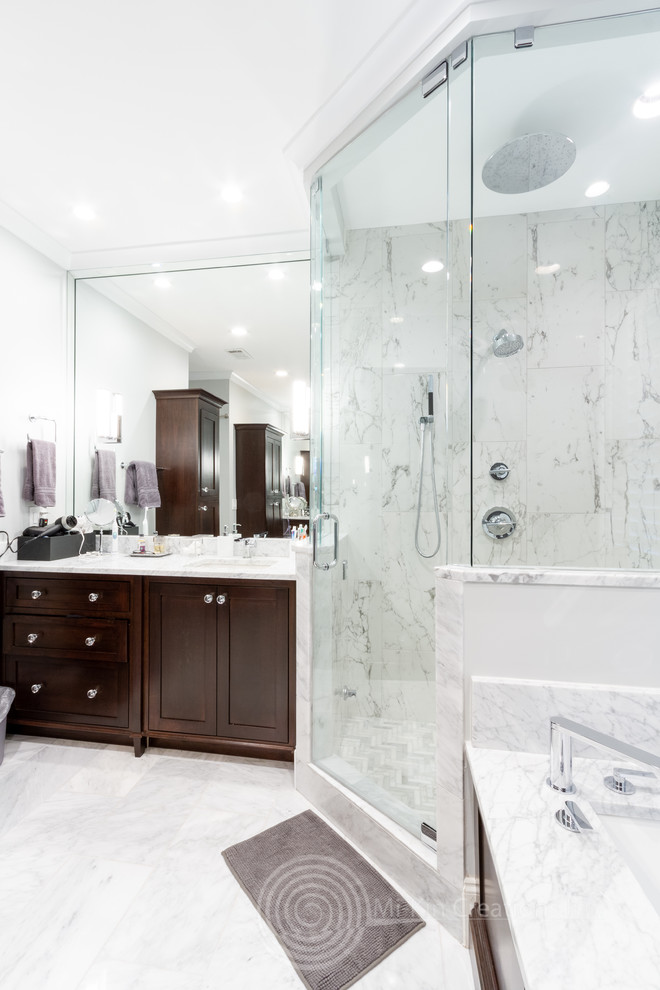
(124, 460, 161, 508)
(22, 439, 56, 507)
(294, 481, 306, 499)
(91, 450, 117, 502)
(0, 457, 5, 517)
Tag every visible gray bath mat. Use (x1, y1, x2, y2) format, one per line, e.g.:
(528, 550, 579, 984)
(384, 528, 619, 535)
(222, 809, 425, 990)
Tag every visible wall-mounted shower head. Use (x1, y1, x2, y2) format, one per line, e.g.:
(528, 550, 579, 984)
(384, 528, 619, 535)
(492, 329, 524, 358)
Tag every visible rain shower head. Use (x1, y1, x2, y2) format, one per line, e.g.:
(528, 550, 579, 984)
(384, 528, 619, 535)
(482, 132, 576, 194)
(492, 329, 524, 358)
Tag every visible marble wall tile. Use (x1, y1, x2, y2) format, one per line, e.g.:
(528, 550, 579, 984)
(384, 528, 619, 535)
(382, 372, 443, 514)
(472, 297, 527, 442)
(381, 511, 438, 656)
(525, 512, 611, 569)
(471, 675, 660, 754)
(605, 287, 660, 440)
(606, 200, 660, 292)
(608, 438, 660, 569)
(472, 440, 527, 567)
(336, 228, 386, 312)
(384, 225, 448, 322)
(339, 365, 383, 445)
(528, 216, 605, 369)
(527, 365, 605, 513)
(473, 213, 527, 300)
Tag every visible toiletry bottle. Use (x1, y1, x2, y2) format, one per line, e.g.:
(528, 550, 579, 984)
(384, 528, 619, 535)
(111, 516, 119, 553)
(138, 535, 146, 554)
(291, 526, 297, 541)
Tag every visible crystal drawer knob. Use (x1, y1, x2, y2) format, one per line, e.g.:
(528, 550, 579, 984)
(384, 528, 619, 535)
(199, 505, 208, 511)
(88, 593, 99, 603)
(27, 633, 38, 644)
(31, 590, 42, 599)
(216, 595, 226, 605)
(85, 636, 96, 647)
(204, 594, 214, 604)
(31, 683, 43, 694)
(202, 486, 209, 493)
(87, 688, 98, 700)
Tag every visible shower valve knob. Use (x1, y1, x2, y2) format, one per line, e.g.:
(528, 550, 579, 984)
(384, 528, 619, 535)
(489, 462, 510, 481)
(482, 507, 517, 540)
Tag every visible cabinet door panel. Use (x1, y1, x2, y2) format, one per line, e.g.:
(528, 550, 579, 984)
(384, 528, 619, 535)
(199, 404, 219, 497)
(148, 583, 218, 734)
(217, 585, 289, 742)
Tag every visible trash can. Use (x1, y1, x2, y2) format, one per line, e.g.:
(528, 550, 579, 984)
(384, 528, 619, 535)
(0, 687, 15, 766)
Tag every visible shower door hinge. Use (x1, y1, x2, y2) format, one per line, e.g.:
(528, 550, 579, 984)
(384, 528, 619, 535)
(514, 26, 534, 49)
(422, 60, 448, 98)
(450, 42, 468, 70)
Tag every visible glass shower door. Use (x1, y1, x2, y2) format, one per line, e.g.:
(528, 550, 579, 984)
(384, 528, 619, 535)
(309, 81, 450, 841)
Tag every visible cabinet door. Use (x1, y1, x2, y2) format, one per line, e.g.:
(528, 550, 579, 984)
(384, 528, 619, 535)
(148, 582, 218, 734)
(198, 404, 219, 497)
(217, 585, 290, 743)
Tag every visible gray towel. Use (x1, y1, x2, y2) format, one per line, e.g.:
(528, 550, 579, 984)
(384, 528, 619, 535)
(91, 450, 117, 501)
(124, 460, 161, 508)
(0, 459, 4, 517)
(22, 439, 56, 507)
(294, 481, 306, 499)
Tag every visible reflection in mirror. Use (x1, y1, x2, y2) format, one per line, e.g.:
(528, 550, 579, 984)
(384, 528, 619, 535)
(73, 258, 310, 535)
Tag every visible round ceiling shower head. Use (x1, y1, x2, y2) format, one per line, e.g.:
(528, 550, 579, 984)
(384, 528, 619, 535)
(482, 132, 576, 194)
(492, 329, 524, 358)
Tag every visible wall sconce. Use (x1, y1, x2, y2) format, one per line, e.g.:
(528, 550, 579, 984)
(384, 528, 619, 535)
(96, 389, 123, 443)
(292, 380, 310, 438)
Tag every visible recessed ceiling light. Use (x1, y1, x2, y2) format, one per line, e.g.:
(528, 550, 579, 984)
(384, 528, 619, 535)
(230, 326, 247, 337)
(633, 82, 660, 119)
(393, 362, 406, 369)
(275, 369, 288, 377)
(422, 260, 444, 273)
(585, 180, 610, 198)
(72, 203, 96, 221)
(535, 263, 561, 275)
(153, 276, 172, 289)
(221, 184, 243, 204)
(151, 262, 161, 268)
(268, 268, 285, 281)
(390, 316, 404, 324)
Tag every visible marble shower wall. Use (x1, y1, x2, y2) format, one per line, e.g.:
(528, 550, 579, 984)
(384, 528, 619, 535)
(320, 221, 449, 740)
(472, 200, 660, 569)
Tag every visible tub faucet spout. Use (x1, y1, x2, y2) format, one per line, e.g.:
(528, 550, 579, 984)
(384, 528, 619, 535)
(548, 715, 660, 794)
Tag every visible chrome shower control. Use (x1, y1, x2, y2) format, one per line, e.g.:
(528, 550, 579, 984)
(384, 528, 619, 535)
(482, 507, 516, 540)
(489, 462, 510, 481)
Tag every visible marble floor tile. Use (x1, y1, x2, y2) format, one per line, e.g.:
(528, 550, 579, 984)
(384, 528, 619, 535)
(0, 735, 473, 990)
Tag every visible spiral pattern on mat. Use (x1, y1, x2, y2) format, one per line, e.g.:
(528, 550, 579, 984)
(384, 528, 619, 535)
(258, 853, 368, 970)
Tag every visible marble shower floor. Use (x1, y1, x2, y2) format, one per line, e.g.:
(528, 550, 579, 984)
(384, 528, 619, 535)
(0, 735, 473, 990)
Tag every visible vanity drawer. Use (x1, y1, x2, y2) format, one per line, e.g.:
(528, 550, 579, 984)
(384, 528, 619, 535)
(9, 658, 128, 725)
(3, 615, 127, 662)
(5, 576, 131, 615)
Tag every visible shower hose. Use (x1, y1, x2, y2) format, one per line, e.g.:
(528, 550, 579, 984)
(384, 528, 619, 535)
(414, 416, 442, 558)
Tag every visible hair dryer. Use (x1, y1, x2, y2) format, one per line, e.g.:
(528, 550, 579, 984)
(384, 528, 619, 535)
(22, 515, 79, 538)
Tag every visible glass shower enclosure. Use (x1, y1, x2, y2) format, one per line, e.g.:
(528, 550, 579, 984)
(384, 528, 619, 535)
(309, 82, 451, 841)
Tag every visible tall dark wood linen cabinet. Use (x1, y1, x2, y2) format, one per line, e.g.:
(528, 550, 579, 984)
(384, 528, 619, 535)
(153, 389, 226, 536)
(234, 423, 284, 537)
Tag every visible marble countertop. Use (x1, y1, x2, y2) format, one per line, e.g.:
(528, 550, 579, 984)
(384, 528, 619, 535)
(0, 548, 296, 580)
(467, 744, 660, 990)
(438, 564, 660, 588)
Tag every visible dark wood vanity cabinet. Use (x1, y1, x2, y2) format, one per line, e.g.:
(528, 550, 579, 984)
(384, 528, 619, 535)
(1, 573, 143, 755)
(146, 577, 295, 760)
(153, 388, 226, 536)
(235, 423, 284, 537)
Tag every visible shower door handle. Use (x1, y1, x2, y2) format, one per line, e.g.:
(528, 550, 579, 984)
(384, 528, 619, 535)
(312, 512, 339, 571)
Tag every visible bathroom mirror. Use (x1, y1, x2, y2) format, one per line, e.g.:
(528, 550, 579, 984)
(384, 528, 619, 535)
(84, 498, 117, 529)
(72, 256, 310, 533)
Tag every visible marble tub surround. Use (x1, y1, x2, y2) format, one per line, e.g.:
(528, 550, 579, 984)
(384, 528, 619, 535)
(472, 199, 660, 570)
(467, 745, 660, 990)
(471, 676, 660, 755)
(0, 736, 474, 990)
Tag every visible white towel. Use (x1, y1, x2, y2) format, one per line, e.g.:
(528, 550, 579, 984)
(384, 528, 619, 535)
(124, 460, 161, 508)
(22, 439, 56, 507)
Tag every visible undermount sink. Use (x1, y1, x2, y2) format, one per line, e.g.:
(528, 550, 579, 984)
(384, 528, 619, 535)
(185, 556, 276, 568)
(599, 812, 660, 916)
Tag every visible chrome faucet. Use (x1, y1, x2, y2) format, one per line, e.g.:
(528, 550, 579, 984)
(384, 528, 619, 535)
(548, 715, 660, 794)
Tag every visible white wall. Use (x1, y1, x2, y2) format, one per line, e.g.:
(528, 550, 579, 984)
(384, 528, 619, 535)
(0, 226, 68, 544)
(74, 281, 189, 531)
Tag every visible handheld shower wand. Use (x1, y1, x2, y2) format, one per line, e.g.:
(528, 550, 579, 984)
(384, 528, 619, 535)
(415, 374, 441, 558)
